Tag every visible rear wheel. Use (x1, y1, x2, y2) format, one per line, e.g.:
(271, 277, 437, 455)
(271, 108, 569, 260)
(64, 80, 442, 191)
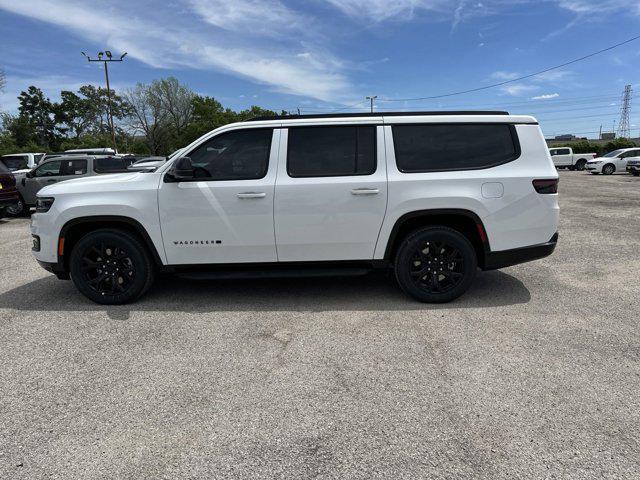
(69, 229, 155, 304)
(633, 172, 640, 177)
(575, 159, 587, 171)
(394, 226, 477, 303)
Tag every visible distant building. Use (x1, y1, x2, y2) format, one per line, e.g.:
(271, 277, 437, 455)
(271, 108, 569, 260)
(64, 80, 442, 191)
(554, 134, 577, 140)
(600, 132, 616, 140)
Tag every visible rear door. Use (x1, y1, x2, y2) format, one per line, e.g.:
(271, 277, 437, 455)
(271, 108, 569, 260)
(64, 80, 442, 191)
(274, 124, 387, 261)
(618, 149, 640, 170)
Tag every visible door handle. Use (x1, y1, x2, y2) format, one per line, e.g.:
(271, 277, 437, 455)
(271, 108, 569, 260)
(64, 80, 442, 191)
(351, 188, 379, 195)
(237, 192, 266, 199)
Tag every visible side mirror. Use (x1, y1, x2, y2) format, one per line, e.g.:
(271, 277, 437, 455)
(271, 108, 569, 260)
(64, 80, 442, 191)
(167, 157, 194, 181)
(26, 171, 34, 179)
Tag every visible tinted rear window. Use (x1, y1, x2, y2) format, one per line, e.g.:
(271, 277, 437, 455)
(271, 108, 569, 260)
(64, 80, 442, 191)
(94, 157, 126, 172)
(1, 156, 28, 171)
(393, 124, 519, 173)
(287, 126, 376, 178)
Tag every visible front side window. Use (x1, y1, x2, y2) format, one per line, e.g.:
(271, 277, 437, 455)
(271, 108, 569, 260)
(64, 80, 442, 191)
(61, 159, 88, 176)
(35, 161, 62, 177)
(94, 157, 126, 173)
(558, 148, 571, 155)
(393, 124, 519, 173)
(187, 128, 272, 181)
(1, 155, 28, 171)
(287, 126, 376, 178)
(549, 149, 558, 156)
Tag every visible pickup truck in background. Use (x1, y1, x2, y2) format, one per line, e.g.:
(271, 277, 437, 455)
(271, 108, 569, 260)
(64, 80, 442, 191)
(549, 147, 597, 171)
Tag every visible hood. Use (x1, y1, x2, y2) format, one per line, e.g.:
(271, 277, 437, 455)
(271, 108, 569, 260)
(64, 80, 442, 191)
(39, 172, 156, 196)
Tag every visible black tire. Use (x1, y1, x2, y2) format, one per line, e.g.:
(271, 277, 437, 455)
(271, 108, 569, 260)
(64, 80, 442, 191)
(568, 166, 576, 171)
(394, 226, 477, 303)
(633, 172, 640, 177)
(69, 229, 155, 304)
(575, 159, 587, 171)
(590, 172, 599, 175)
(602, 164, 615, 175)
(6, 196, 26, 216)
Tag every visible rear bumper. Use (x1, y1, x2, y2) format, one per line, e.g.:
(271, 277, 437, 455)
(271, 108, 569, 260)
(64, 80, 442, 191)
(483, 233, 558, 270)
(0, 194, 19, 208)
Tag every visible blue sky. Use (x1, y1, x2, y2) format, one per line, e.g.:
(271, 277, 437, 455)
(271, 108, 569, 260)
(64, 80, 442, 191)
(0, 0, 639, 138)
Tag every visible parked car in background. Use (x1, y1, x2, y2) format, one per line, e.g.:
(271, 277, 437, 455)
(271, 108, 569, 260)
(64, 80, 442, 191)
(0, 162, 20, 219)
(30, 111, 559, 305)
(1, 153, 45, 173)
(585, 148, 640, 175)
(626, 157, 640, 176)
(64, 148, 116, 156)
(548, 147, 596, 171)
(10, 155, 130, 215)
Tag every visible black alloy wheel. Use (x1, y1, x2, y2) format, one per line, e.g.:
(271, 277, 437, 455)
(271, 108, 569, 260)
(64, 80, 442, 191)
(69, 229, 154, 304)
(395, 226, 477, 303)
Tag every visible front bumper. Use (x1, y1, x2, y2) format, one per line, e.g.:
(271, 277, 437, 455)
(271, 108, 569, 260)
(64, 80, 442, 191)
(0, 195, 19, 208)
(36, 260, 70, 280)
(484, 233, 558, 270)
(585, 164, 602, 172)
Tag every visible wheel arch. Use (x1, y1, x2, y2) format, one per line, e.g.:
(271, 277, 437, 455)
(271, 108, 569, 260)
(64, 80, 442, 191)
(382, 209, 490, 268)
(59, 216, 164, 272)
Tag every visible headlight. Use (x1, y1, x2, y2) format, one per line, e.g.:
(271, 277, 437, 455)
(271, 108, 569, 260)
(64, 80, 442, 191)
(35, 197, 55, 213)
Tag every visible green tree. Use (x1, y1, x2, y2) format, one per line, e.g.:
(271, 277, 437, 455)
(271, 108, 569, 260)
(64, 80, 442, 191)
(17, 86, 58, 149)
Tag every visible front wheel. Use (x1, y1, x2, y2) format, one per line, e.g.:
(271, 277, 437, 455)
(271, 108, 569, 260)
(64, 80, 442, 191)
(394, 226, 477, 303)
(602, 164, 615, 175)
(6, 197, 26, 216)
(69, 229, 155, 304)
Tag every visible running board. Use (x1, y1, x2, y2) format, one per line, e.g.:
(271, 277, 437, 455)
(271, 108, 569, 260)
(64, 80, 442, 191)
(175, 267, 373, 281)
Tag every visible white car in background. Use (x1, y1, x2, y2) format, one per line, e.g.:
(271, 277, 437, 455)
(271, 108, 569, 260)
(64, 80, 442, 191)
(548, 147, 596, 171)
(1, 153, 45, 173)
(585, 148, 640, 175)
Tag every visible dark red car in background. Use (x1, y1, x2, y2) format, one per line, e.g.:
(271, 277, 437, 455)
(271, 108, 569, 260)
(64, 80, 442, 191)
(0, 161, 19, 219)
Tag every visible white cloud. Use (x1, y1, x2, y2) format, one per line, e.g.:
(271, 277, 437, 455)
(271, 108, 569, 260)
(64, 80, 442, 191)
(490, 71, 521, 80)
(501, 84, 538, 96)
(531, 93, 560, 100)
(0, 0, 354, 103)
(188, 0, 309, 37)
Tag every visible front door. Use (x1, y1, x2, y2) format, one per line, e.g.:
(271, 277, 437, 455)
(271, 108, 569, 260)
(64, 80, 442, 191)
(274, 125, 388, 262)
(158, 128, 280, 265)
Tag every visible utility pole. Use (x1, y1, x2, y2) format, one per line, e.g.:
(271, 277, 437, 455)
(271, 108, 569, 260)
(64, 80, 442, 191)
(617, 84, 632, 139)
(81, 50, 127, 152)
(599, 125, 602, 140)
(366, 95, 378, 113)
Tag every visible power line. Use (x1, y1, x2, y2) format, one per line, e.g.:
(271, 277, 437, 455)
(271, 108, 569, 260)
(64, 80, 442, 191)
(377, 35, 640, 103)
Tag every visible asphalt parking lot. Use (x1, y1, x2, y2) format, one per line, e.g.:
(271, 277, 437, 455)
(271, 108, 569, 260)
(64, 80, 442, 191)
(1, 171, 639, 479)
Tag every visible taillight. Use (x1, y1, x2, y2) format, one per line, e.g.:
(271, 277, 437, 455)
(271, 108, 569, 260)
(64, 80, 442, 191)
(533, 179, 558, 194)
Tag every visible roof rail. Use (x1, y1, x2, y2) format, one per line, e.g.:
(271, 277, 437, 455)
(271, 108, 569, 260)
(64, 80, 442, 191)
(244, 111, 510, 122)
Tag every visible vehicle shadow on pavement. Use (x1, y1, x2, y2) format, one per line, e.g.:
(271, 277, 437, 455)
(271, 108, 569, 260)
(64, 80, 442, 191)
(0, 270, 530, 319)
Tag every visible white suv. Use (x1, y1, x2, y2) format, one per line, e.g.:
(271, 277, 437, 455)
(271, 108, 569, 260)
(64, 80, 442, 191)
(30, 111, 559, 304)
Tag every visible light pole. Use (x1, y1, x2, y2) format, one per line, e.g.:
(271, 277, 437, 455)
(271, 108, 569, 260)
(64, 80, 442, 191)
(82, 50, 127, 151)
(366, 95, 378, 113)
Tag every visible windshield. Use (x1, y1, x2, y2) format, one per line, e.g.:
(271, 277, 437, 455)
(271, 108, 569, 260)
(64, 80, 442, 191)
(603, 149, 624, 158)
